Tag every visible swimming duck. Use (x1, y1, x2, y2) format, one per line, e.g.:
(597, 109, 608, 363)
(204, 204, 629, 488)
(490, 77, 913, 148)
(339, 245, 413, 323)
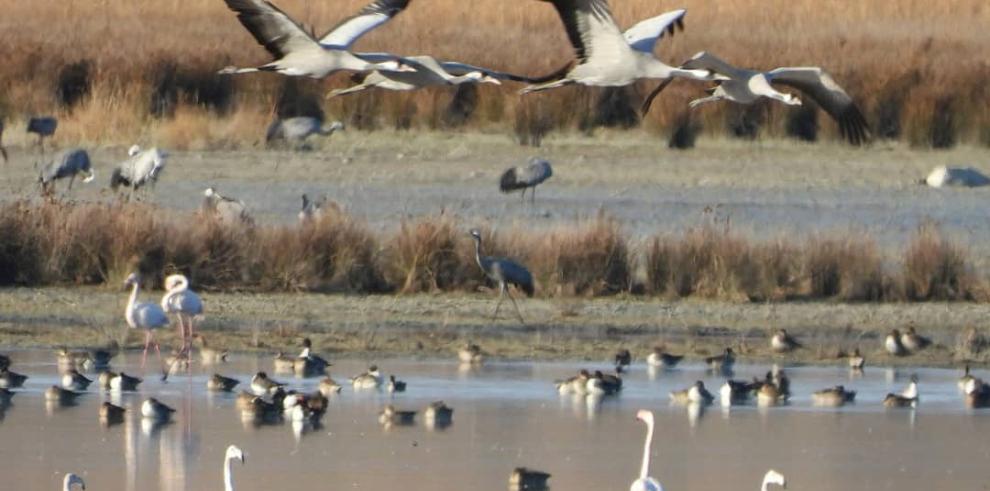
(958, 365, 977, 393)
(294, 338, 331, 377)
(768, 365, 791, 399)
(720, 379, 757, 406)
(770, 329, 801, 353)
(670, 381, 714, 405)
(45, 386, 81, 405)
(0, 368, 28, 389)
(99, 402, 127, 425)
(848, 348, 865, 370)
(319, 376, 343, 396)
(883, 375, 919, 408)
(812, 386, 857, 406)
(0, 354, 9, 371)
(458, 343, 485, 364)
(756, 381, 785, 407)
(207, 373, 240, 392)
(901, 326, 931, 352)
(273, 351, 296, 373)
(587, 370, 622, 396)
(236, 391, 257, 410)
(105, 372, 142, 392)
(705, 348, 735, 372)
(0, 388, 13, 405)
(555, 370, 591, 395)
(351, 365, 384, 389)
(61, 369, 93, 391)
(141, 398, 176, 422)
(614, 349, 632, 373)
(242, 396, 283, 424)
(646, 346, 683, 368)
(193, 334, 229, 364)
(56, 348, 91, 369)
(509, 467, 551, 491)
(884, 329, 907, 356)
(424, 401, 454, 428)
(387, 375, 407, 393)
(964, 378, 990, 408)
(251, 372, 285, 396)
(378, 404, 416, 426)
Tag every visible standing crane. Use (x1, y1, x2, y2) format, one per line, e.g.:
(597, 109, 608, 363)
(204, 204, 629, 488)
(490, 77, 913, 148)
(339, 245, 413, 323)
(110, 145, 168, 196)
(27, 116, 58, 153)
(469, 229, 534, 323)
(38, 148, 96, 196)
(202, 187, 253, 224)
(500, 157, 553, 204)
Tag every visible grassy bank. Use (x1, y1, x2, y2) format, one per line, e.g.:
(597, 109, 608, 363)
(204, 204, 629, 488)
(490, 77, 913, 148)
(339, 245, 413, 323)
(0, 201, 986, 303)
(0, 0, 988, 148)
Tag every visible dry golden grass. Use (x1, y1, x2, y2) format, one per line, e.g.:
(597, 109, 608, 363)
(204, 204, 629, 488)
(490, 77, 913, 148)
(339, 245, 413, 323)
(1, 201, 988, 303)
(0, 0, 987, 146)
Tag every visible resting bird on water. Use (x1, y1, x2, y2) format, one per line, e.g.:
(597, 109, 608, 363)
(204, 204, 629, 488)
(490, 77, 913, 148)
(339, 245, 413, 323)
(469, 229, 534, 323)
(499, 157, 552, 204)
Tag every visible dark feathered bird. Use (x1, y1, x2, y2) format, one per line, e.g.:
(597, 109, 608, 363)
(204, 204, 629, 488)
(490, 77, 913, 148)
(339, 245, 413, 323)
(27, 116, 58, 151)
(509, 467, 551, 491)
(38, 148, 96, 195)
(614, 349, 631, 373)
(499, 157, 553, 204)
(470, 229, 534, 323)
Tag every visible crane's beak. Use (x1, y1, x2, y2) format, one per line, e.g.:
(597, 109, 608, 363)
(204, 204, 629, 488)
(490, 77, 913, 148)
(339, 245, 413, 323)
(83, 169, 96, 183)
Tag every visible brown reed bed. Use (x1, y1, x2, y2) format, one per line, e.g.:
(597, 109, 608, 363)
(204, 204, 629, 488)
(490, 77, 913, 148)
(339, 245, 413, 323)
(0, 201, 987, 303)
(0, 0, 987, 148)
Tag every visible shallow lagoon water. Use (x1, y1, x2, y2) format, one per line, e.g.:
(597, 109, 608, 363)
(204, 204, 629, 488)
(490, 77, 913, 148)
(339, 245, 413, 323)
(1, 351, 989, 490)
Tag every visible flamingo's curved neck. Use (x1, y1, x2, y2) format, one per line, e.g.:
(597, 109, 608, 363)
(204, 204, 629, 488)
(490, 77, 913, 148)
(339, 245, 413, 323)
(224, 455, 235, 491)
(640, 417, 654, 479)
(761, 475, 772, 491)
(126, 281, 140, 326)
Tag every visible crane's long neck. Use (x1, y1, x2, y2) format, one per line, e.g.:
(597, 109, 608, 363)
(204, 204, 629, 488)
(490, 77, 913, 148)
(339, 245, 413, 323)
(473, 237, 484, 268)
(639, 417, 654, 479)
(224, 455, 235, 491)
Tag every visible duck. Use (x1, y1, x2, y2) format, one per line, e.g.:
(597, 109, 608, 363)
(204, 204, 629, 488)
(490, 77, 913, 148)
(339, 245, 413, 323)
(45, 385, 82, 405)
(424, 401, 454, 428)
(378, 404, 416, 426)
(705, 348, 735, 372)
(770, 329, 801, 353)
(756, 381, 785, 407)
(387, 375, 406, 393)
(720, 379, 756, 406)
(670, 380, 714, 405)
(99, 402, 127, 425)
(458, 343, 485, 364)
(142, 398, 176, 421)
(812, 386, 857, 406)
(273, 351, 296, 373)
(848, 348, 866, 370)
(614, 349, 632, 373)
(208, 373, 240, 392)
(61, 369, 93, 391)
(0, 354, 9, 370)
(901, 326, 931, 352)
(242, 396, 283, 424)
(884, 329, 907, 356)
(964, 379, 990, 408)
(587, 370, 622, 396)
(102, 371, 142, 392)
(251, 372, 285, 396)
(193, 334, 228, 364)
(958, 365, 977, 392)
(304, 392, 329, 419)
(165, 350, 191, 372)
(555, 370, 591, 395)
(646, 346, 683, 368)
(351, 365, 384, 389)
(509, 467, 551, 491)
(0, 368, 28, 388)
(0, 388, 14, 405)
(56, 348, 91, 370)
(294, 338, 331, 377)
(883, 375, 919, 408)
(236, 391, 257, 410)
(318, 376, 343, 396)
(767, 365, 791, 399)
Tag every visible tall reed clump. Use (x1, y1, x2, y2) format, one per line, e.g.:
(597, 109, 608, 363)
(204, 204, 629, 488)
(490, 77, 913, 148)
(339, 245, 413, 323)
(902, 222, 975, 301)
(383, 214, 469, 293)
(804, 236, 888, 301)
(527, 214, 631, 296)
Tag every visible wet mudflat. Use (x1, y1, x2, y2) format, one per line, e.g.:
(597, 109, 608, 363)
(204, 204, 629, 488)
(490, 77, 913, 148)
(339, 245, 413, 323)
(1, 351, 988, 490)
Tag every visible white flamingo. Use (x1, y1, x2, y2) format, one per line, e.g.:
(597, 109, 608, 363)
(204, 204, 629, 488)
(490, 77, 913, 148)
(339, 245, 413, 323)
(761, 470, 787, 490)
(161, 274, 204, 355)
(224, 445, 245, 491)
(630, 409, 663, 491)
(124, 273, 169, 370)
(62, 473, 85, 491)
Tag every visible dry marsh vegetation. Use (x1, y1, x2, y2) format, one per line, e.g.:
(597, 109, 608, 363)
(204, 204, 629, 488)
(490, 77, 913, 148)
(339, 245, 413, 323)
(0, 201, 987, 303)
(0, 0, 987, 147)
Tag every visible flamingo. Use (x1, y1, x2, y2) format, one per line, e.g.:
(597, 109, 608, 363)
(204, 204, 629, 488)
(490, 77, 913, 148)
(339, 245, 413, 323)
(124, 273, 169, 372)
(161, 274, 203, 356)
(761, 469, 787, 490)
(224, 445, 245, 491)
(62, 473, 85, 491)
(630, 409, 663, 491)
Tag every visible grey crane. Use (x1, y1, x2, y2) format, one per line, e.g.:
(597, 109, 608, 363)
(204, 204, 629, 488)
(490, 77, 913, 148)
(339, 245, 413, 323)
(500, 157, 553, 203)
(328, 55, 515, 97)
(110, 145, 167, 194)
(27, 116, 58, 153)
(218, 0, 416, 79)
(642, 51, 871, 145)
(298, 193, 328, 222)
(0, 120, 7, 163)
(469, 229, 534, 323)
(202, 187, 252, 225)
(519, 3, 721, 94)
(266, 117, 344, 148)
(38, 148, 96, 195)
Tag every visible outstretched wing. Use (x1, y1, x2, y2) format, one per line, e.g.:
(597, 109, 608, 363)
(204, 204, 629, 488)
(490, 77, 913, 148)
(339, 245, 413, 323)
(223, 0, 319, 59)
(438, 61, 535, 82)
(640, 51, 734, 115)
(622, 9, 686, 54)
(319, 0, 411, 49)
(767, 67, 871, 145)
(539, 0, 628, 65)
